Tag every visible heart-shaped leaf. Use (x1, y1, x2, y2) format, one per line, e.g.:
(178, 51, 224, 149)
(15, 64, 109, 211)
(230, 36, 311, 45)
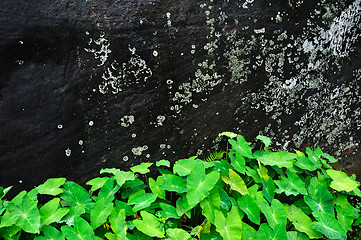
(98, 177, 120, 203)
(34, 225, 65, 240)
(165, 228, 192, 240)
(133, 210, 165, 238)
(160, 174, 187, 193)
(228, 135, 253, 158)
(258, 151, 297, 168)
(156, 160, 170, 167)
(61, 216, 96, 240)
(90, 197, 113, 229)
(237, 194, 260, 225)
(86, 177, 109, 192)
(130, 163, 153, 174)
(200, 188, 221, 224)
(61, 181, 92, 212)
(173, 156, 201, 176)
(256, 135, 272, 148)
(149, 176, 166, 199)
(230, 151, 246, 174)
(222, 169, 248, 195)
(109, 209, 127, 239)
(128, 193, 157, 212)
(37, 178, 66, 196)
(214, 207, 243, 240)
(294, 156, 318, 171)
(39, 198, 69, 226)
(260, 198, 287, 229)
(158, 203, 180, 219)
(304, 180, 334, 215)
(326, 169, 359, 192)
(311, 211, 347, 239)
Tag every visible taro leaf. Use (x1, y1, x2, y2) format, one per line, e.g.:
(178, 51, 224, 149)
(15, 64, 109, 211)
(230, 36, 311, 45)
(305, 148, 322, 169)
(128, 229, 153, 240)
(165, 228, 192, 240)
(258, 151, 297, 168)
(90, 197, 113, 229)
(261, 177, 275, 202)
(130, 163, 153, 174)
(257, 163, 270, 182)
(218, 187, 231, 211)
(242, 223, 257, 240)
(228, 135, 253, 158)
(128, 193, 157, 212)
(326, 169, 359, 192)
(176, 197, 191, 218)
(156, 160, 170, 168)
(275, 180, 299, 196)
(98, 177, 120, 203)
(186, 163, 220, 207)
(115, 200, 135, 216)
(34, 225, 65, 240)
(200, 188, 221, 224)
(109, 209, 127, 239)
(133, 210, 165, 238)
(256, 223, 273, 239)
(60, 205, 86, 226)
(100, 168, 135, 187)
(237, 194, 260, 225)
(311, 211, 347, 239)
(222, 169, 248, 195)
(260, 199, 287, 229)
(286, 204, 323, 239)
(218, 131, 237, 139)
(304, 182, 334, 215)
(7, 194, 40, 234)
(272, 224, 287, 239)
(173, 156, 201, 176)
(230, 152, 246, 174)
(256, 135, 272, 148)
(321, 153, 337, 163)
(39, 198, 69, 226)
(37, 178, 66, 196)
(245, 166, 261, 183)
(213, 160, 233, 177)
(158, 203, 180, 219)
(287, 231, 309, 240)
(149, 176, 166, 199)
(104, 233, 120, 240)
(275, 171, 307, 196)
(214, 207, 243, 240)
(160, 174, 187, 193)
(61, 216, 96, 240)
(86, 177, 108, 192)
(336, 204, 357, 232)
(60, 181, 92, 212)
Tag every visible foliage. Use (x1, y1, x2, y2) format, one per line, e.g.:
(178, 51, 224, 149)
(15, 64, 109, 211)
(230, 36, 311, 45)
(0, 133, 360, 240)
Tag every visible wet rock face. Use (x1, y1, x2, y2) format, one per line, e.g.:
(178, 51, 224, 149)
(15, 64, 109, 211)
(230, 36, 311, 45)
(1, 0, 360, 194)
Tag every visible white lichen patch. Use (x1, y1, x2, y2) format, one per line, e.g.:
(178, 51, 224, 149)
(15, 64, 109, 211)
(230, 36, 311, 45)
(88, 121, 94, 126)
(120, 115, 135, 127)
(65, 148, 71, 157)
(84, 32, 111, 66)
(131, 145, 148, 156)
(156, 115, 166, 126)
(78, 140, 84, 146)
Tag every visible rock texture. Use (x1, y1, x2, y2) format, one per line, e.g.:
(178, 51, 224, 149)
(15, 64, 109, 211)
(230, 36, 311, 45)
(1, 0, 360, 195)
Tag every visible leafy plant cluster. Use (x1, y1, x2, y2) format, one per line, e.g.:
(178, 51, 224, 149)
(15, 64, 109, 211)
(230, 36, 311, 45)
(0, 133, 361, 240)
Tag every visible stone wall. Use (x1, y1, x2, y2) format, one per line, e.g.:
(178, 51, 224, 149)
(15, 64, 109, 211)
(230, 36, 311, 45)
(1, 0, 360, 195)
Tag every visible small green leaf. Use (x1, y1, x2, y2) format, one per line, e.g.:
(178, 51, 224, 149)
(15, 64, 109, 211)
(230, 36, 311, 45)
(158, 203, 180, 219)
(228, 135, 253, 158)
(294, 156, 318, 171)
(160, 174, 187, 193)
(128, 193, 157, 212)
(218, 131, 238, 138)
(100, 168, 135, 187)
(0, 186, 12, 200)
(130, 163, 153, 174)
(60, 205, 86, 226)
(256, 135, 272, 148)
(86, 177, 109, 192)
(156, 160, 170, 167)
(133, 210, 165, 238)
(173, 156, 201, 176)
(326, 169, 359, 192)
(261, 177, 275, 203)
(258, 151, 297, 168)
(222, 169, 248, 195)
(90, 197, 113, 229)
(311, 211, 347, 239)
(61, 216, 96, 240)
(165, 228, 192, 240)
(214, 207, 243, 240)
(149, 176, 166, 199)
(321, 153, 337, 163)
(39, 198, 69, 226)
(37, 178, 66, 196)
(237, 194, 260, 225)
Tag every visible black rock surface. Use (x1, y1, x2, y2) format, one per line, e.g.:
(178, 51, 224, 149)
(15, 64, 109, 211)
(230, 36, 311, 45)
(1, 0, 360, 196)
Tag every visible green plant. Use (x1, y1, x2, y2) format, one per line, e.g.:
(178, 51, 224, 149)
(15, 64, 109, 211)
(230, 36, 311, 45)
(0, 133, 360, 239)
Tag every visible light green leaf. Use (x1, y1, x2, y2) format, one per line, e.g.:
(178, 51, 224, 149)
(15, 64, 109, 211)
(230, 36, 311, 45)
(133, 210, 165, 238)
(128, 193, 157, 212)
(214, 207, 243, 240)
(200, 188, 221, 224)
(222, 169, 248, 195)
(237, 194, 260, 225)
(60, 181, 92, 212)
(275, 171, 307, 196)
(37, 178, 66, 196)
(294, 156, 318, 171)
(34, 225, 65, 240)
(61, 216, 95, 240)
(90, 197, 113, 229)
(130, 163, 153, 174)
(165, 228, 192, 240)
(186, 163, 220, 207)
(326, 169, 359, 192)
(7, 194, 40, 234)
(258, 151, 297, 168)
(98, 177, 120, 203)
(127, 229, 153, 240)
(304, 181, 334, 215)
(86, 177, 109, 192)
(0, 186, 12, 200)
(311, 211, 347, 239)
(60, 205, 86, 226)
(160, 174, 187, 193)
(275, 180, 299, 196)
(228, 135, 253, 158)
(261, 177, 275, 202)
(156, 160, 170, 167)
(158, 203, 180, 219)
(336, 204, 357, 232)
(39, 198, 69, 226)
(260, 199, 287, 229)
(256, 223, 273, 239)
(256, 135, 272, 148)
(286, 204, 323, 239)
(230, 151, 246, 174)
(110, 209, 127, 239)
(218, 131, 237, 138)
(100, 169, 135, 187)
(148, 176, 166, 199)
(287, 231, 309, 240)
(173, 156, 201, 176)
(321, 153, 337, 163)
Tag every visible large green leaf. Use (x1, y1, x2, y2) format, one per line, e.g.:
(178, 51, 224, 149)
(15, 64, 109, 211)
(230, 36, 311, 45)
(336, 204, 357, 232)
(34, 225, 65, 240)
(311, 211, 347, 239)
(60, 181, 92, 212)
(60, 205, 86, 226)
(165, 228, 192, 240)
(237, 194, 260, 225)
(90, 197, 113, 229)
(326, 169, 359, 192)
(173, 156, 201, 176)
(61, 216, 96, 240)
(133, 210, 165, 238)
(275, 171, 307, 196)
(109, 209, 127, 239)
(148, 176, 166, 199)
(294, 156, 318, 171)
(275, 180, 299, 196)
(175, 197, 192, 218)
(222, 169, 248, 195)
(7, 194, 40, 234)
(228, 135, 253, 158)
(37, 178, 66, 196)
(160, 174, 187, 193)
(286, 204, 323, 239)
(186, 163, 220, 207)
(304, 181, 334, 215)
(242, 223, 257, 240)
(305, 148, 322, 169)
(127, 229, 153, 240)
(257, 151, 297, 168)
(98, 177, 120, 203)
(39, 198, 69, 226)
(200, 188, 221, 224)
(86, 177, 109, 192)
(260, 199, 287, 229)
(130, 163, 153, 174)
(230, 152, 246, 174)
(128, 193, 157, 212)
(214, 207, 243, 240)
